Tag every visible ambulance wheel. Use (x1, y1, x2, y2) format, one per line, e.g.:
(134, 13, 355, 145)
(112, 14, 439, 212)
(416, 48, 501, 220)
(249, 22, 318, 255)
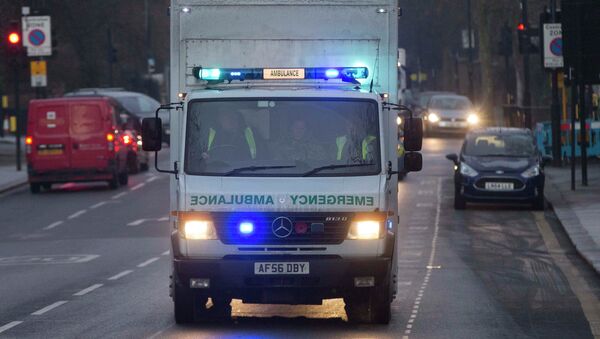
(30, 183, 41, 194)
(108, 172, 119, 190)
(173, 284, 195, 324)
(118, 171, 129, 186)
(345, 284, 391, 324)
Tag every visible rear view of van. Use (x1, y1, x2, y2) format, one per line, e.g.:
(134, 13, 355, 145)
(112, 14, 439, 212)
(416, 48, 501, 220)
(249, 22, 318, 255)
(26, 97, 129, 193)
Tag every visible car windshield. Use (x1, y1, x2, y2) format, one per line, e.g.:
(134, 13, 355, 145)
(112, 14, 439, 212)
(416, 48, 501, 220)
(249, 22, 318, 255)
(115, 95, 160, 117)
(464, 133, 536, 157)
(185, 98, 381, 176)
(429, 97, 471, 110)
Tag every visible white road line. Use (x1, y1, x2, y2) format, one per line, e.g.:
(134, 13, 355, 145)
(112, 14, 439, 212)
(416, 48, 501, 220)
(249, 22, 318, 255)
(416, 202, 433, 207)
(137, 257, 159, 268)
(127, 219, 146, 226)
(43, 221, 63, 230)
(67, 209, 87, 219)
(73, 283, 103, 296)
(0, 321, 23, 334)
(162, 250, 170, 256)
(146, 176, 159, 183)
(31, 301, 68, 315)
(90, 201, 107, 209)
(130, 183, 145, 191)
(111, 192, 127, 200)
(157, 216, 169, 222)
(108, 270, 133, 281)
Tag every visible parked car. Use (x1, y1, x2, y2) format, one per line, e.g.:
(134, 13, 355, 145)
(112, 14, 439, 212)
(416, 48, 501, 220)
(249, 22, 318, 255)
(423, 94, 479, 135)
(64, 88, 168, 144)
(25, 97, 130, 192)
(446, 127, 551, 210)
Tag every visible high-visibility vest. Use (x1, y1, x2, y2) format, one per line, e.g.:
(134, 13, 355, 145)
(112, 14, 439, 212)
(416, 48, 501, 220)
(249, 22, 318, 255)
(336, 135, 377, 160)
(207, 127, 257, 159)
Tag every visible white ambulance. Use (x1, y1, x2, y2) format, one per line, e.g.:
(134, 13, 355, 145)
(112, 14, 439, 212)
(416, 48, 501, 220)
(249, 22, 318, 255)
(142, 0, 423, 324)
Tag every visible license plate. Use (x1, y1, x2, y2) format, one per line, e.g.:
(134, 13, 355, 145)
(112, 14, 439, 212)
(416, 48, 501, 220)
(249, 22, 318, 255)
(38, 149, 63, 155)
(254, 262, 309, 275)
(485, 182, 514, 191)
(439, 121, 465, 128)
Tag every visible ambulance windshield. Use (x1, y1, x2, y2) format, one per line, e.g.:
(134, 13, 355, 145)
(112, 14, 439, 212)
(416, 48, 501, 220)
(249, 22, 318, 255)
(185, 98, 380, 177)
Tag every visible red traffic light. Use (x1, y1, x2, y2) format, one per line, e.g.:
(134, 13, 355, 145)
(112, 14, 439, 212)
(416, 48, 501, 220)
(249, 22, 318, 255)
(517, 23, 525, 31)
(8, 32, 20, 44)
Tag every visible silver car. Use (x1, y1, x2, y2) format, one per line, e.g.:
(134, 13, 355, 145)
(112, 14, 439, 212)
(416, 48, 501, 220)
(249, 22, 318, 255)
(424, 94, 480, 135)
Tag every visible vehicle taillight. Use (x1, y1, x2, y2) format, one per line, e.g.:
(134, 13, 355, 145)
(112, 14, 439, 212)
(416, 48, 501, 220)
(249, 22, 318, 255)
(107, 133, 115, 151)
(123, 135, 131, 144)
(25, 136, 33, 154)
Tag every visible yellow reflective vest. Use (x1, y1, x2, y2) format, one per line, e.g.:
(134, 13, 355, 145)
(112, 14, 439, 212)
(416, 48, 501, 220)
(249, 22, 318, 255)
(207, 127, 257, 159)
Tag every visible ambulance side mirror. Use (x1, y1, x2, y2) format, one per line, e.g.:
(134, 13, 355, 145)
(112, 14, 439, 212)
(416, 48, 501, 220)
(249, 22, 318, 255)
(403, 152, 422, 172)
(142, 118, 162, 152)
(403, 117, 423, 152)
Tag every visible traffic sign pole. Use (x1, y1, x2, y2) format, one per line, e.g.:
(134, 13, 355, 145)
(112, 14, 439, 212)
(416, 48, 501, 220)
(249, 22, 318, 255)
(550, 0, 561, 166)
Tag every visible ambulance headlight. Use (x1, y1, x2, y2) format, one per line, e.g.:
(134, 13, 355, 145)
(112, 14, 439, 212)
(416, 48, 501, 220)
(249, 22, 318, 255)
(347, 221, 381, 240)
(183, 220, 217, 240)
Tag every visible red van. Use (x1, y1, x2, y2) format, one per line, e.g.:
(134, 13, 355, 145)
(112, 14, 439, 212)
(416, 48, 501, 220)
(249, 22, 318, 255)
(25, 97, 130, 193)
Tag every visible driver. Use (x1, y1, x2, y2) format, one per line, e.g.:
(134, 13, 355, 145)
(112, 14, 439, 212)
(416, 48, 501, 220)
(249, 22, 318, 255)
(204, 111, 257, 160)
(278, 118, 326, 161)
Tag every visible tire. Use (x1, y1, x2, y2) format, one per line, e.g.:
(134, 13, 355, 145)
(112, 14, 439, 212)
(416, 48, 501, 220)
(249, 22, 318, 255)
(42, 183, 52, 191)
(173, 284, 195, 324)
(30, 183, 41, 194)
(127, 152, 139, 174)
(118, 171, 129, 186)
(140, 162, 149, 172)
(532, 191, 544, 211)
(454, 187, 466, 210)
(345, 284, 391, 324)
(108, 172, 119, 190)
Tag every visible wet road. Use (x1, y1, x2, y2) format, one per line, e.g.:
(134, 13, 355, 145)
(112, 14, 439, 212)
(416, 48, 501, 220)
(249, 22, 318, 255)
(0, 138, 599, 338)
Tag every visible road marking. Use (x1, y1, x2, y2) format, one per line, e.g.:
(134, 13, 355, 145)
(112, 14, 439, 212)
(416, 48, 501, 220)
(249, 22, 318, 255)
(108, 270, 133, 281)
(67, 209, 87, 219)
(111, 192, 127, 200)
(137, 257, 159, 267)
(162, 250, 170, 256)
(90, 201, 107, 209)
(534, 212, 600, 337)
(0, 321, 23, 334)
(73, 283, 103, 296)
(43, 221, 63, 230)
(127, 219, 147, 226)
(130, 183, 145, 191)
(157, 216, 169, 222)
(404, 177, 442, 336)
(416, 202, 433, 208)
(0, 254, 98, 265)
(418, 190, 434, 195)
(146, 176, 159, 183)
(31, 301, 68, 315)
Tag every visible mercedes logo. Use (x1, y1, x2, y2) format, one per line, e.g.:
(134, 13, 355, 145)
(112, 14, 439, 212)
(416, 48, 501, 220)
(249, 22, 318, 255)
(272, 217, 293, 238)
(496, 170, 504, 174)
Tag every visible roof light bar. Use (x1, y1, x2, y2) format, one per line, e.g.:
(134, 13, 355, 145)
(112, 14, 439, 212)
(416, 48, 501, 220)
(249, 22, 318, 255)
(192, 67, 368, 84)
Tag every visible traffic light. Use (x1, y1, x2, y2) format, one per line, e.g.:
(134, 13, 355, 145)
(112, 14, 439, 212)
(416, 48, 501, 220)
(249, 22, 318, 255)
(5, 21, 23, 56)
(517, 23, 538, 54)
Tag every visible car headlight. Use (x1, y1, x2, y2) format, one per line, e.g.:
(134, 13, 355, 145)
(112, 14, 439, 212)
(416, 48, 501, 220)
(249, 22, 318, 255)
(183, 220, 217, 239)
(396, 116, 402, 125)
(521, 165, 540, 178)
(467, 113, 479, 125)
(347, 220, 381, 240)
(428, 112, 440, 123)
(460, 163, 479, 177)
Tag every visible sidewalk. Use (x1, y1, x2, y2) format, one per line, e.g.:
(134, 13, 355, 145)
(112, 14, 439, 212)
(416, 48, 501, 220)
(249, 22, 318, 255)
(0, 165, 27, 193)
(545, 163, 600, 275)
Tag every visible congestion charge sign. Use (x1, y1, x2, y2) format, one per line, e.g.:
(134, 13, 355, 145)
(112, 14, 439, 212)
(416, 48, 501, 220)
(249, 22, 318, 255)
(543, 23, 563, 69)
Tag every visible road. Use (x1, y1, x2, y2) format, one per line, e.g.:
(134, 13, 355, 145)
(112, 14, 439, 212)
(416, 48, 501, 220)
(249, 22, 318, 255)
(0, 139, 599, 338)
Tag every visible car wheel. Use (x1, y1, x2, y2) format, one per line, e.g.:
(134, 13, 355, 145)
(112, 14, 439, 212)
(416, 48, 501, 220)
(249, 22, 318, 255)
(454, 187, 466, 210)
(532, 190, 545, 211)
(30, 183, 41, 194)
(140, 162, 149, 172)
(127, 152, 139, 174)
(41, 183, 52, 191)
(108, 171, 120, 189)
(345, 283, 391, 324)
(118, 171, 129, 186)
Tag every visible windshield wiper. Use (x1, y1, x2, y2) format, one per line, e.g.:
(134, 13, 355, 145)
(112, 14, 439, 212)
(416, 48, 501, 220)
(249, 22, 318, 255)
(302, 163, 374, 177)
(474, 154, 529, 158)
(223, 165, 297, 176)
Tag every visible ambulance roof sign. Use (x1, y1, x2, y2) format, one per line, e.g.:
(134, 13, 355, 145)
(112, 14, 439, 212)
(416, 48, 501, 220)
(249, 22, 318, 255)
(543, 23, 563, 69)
(22, 16, 52, 57)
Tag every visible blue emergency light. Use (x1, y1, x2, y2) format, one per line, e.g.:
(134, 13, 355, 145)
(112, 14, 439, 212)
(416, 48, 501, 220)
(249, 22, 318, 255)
(192, 66, 368, 83)
(239, 221, 254, 235)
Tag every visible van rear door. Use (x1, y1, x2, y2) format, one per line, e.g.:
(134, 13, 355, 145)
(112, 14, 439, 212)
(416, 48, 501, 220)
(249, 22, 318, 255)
(69, 102, 110, 170)
(29, 102, 71, 171)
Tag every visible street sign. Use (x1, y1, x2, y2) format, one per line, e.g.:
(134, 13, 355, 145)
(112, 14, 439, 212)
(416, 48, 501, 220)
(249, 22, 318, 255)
(543, 23, 563, 68)
(30, 60, 47, 87)
(21, 16, 52, 57)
